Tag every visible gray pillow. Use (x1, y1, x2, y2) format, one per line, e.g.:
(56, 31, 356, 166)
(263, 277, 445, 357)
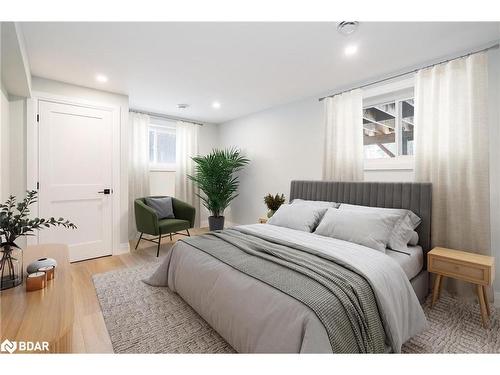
(338, 204, 421, 252)
(314, 208, 402, 253)
(291, 199, 339, 209)
(145, 197, 175, 219)
(267, 204, 328, 232)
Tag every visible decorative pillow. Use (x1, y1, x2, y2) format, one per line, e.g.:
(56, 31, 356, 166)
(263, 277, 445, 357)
(408, 231, 419, 246)
(145, 197, 175, 219)
(339, 204, 421, 228)
(291, 199, 339, 209)
(314, 208, 402, 253)
(338, 204, 421, 252)
(267, 204, 328, 232)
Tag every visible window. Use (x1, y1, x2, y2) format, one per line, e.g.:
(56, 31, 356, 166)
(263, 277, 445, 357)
(363, 97, 414, 159)
(149, 118, 176, 170)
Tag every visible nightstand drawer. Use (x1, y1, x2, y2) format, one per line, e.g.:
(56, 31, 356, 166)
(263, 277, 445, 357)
(429, 257, 489, 285)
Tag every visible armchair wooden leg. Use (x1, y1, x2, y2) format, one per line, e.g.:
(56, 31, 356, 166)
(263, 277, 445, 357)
(186, 229, 190, 236)
(135, 232, 143, 250)
(169, 233, 173, 241)
(156, 233, 162, 257)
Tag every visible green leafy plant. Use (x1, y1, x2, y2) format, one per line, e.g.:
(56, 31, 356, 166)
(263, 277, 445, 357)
(189, 148, 249, 217)
(264, 193, 286, 211)
(1, 191, 76, 286)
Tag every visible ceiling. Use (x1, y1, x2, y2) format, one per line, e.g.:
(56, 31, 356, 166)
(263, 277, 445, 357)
(21, 22, 499, 123)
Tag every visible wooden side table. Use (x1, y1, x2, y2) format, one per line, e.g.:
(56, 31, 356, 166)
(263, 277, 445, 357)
(0, 244, 74, 353)
(428, 247, 495, 328)
(258, 217, 268, 224)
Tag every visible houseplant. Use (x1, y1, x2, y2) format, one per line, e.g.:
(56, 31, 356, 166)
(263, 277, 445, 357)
(264, 193, 286, 218)
(189, 148, 249, 231)
(0, 190, 76, 290)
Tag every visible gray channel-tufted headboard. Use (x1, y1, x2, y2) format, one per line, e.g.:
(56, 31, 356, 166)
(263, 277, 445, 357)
(290, 181, 432, 266)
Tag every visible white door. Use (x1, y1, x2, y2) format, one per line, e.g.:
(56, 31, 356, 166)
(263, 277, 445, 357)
(38, 100, 114, 262)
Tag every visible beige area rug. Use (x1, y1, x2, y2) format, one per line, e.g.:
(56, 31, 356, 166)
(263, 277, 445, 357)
(93, 263, 499, 353)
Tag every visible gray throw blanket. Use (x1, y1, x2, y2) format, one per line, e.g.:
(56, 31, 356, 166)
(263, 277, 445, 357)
(177, 228, 386, 353)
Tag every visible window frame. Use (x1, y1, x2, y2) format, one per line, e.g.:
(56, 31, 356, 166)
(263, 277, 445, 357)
(362, 77, 415, 171)
(148, 119, 177, 172)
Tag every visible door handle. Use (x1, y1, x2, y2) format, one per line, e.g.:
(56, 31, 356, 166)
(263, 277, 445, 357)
(98, 189, 113, 195)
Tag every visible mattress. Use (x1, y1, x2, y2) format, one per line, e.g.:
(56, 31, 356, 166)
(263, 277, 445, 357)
(386, 245, 423, 280)
(146, 224, 427, 353)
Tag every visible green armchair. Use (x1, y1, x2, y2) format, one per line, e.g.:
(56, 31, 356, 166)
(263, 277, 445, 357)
(134, 196, 196, 256)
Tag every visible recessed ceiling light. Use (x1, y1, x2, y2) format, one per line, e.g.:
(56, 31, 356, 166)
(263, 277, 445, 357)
(344, 45, 358, 56)
(212, 101, 221, 109)
(96, 74, 108, 83)
(337, 21, 359, 36)
(177, 103, 190, 109)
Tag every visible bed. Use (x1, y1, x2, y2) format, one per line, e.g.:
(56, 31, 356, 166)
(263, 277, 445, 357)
(145, 181, 432, 353)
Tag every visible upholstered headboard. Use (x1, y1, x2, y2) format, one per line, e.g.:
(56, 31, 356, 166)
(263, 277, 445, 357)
(289, 181, 432, 263)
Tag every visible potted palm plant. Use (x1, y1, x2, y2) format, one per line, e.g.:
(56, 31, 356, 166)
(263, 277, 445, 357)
(189, 148, 249, 231)
(0, 190, 76, 290)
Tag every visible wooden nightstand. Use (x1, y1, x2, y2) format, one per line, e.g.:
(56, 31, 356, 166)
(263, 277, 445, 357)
(428, 247, 495, 327)
(258, 217, 268, 224)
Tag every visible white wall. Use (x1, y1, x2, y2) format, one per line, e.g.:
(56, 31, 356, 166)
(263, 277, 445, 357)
(28, 77, 130, 246)
(0, 23, 7, 201)
(8, 97, 26, 198)
(0, 84, 9, 201)
(218, 96, 412, 225)
(218, 97, 323, 225)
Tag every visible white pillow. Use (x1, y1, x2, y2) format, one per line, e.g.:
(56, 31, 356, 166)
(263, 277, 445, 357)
(339, 204, 421, 228)
(291, 199, 339, 209)
(338, 204, 421, 252)
(314, 208, 402, 253)
(268, 204, 328, 232)
(408, 231, 419, 246)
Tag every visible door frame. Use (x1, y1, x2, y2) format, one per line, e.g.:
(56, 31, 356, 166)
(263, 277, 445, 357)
(26, 91, 122, 256)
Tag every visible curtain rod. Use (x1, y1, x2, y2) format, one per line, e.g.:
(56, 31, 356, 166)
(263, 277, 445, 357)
(129, 109, 204, 126)
(318, 43, 499, 102)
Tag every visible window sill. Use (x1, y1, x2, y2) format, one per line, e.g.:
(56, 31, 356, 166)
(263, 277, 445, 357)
(364, 156, 414, 171)
(149, 168, 176, 173)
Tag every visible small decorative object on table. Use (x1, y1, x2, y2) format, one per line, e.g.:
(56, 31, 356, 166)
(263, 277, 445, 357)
(0, 190, 76, 291)
(258, 217, 268, 224)
(264, 193, 286, 218)
(26, 271, 47, 292)
(428, 247, 495, 328)
(38, 266, 55, 281)
(27, 257, 58, 274)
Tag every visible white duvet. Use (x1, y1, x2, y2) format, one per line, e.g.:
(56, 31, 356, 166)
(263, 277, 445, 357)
(146, 224, 427, 353)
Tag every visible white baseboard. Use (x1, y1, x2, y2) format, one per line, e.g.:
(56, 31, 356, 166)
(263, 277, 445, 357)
(494, 292, 500, 308)
(114, 241, 130, 256)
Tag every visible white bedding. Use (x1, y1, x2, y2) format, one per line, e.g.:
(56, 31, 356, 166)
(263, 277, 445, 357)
(386, 245, 424, 280)
(147, 223, 427, 353)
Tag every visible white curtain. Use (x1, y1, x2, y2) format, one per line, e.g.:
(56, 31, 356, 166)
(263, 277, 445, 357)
(414, 53, 490, 289)
(128, 112, 151, 239)
(175, 121, 200, 227)
(323, 89, 364, 181)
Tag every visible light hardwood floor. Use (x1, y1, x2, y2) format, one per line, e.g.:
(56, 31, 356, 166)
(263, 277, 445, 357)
(70, 228, 208, 353)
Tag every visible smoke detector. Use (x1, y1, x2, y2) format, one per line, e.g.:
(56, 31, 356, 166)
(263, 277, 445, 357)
(177, 104, 190, 109)
(337, 22, 359, 35)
